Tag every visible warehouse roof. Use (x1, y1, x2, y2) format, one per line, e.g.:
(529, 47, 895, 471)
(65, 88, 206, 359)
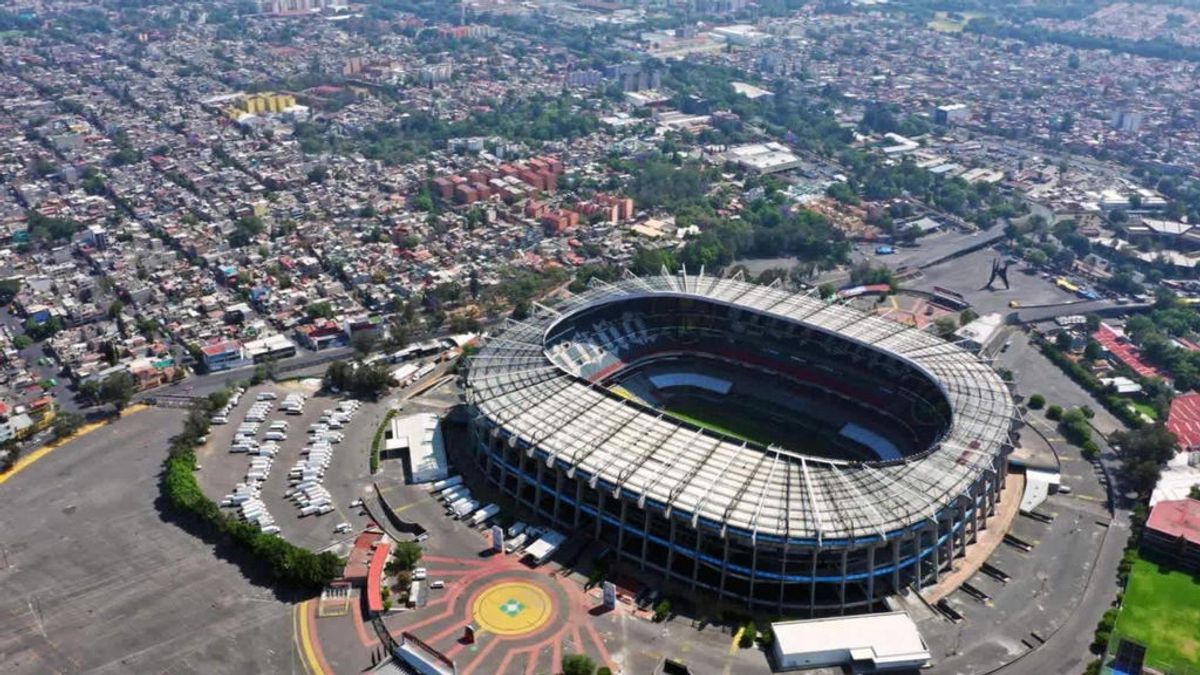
(771, 611, 930, 668)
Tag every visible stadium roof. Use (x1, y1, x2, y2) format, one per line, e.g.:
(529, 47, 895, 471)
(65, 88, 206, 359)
(465, 272, 1014, 541)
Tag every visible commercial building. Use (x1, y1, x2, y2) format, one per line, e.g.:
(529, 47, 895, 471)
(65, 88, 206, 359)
(770, 611, 931, 672)
(243, 333, 297, 363)
(386, 413, 449, 484)
(934, 103, 970, 125)
(605, 63, 661, 92)
(724, 142, 802, 175)
(1123, 218, 1200, 251)
(225, 92, 297, 119)
(953, 312, 1005, 354)
(199, 339, 245, 372)
(1140, 498, 1200, 573)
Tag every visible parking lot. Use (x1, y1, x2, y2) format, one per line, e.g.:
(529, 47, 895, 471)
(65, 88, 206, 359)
(921, 488, 1118, 675)
(196, 381, 389, 552)
(903, 246, 1081, 317)
(0, 409, 301, 675)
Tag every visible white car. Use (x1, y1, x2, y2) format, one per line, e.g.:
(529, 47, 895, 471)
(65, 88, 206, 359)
(413, 568, 427, 581)
(334, 522, 352, 534)
(256, 391, 278, 401)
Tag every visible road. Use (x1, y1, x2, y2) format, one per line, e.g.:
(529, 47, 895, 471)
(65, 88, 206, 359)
(986, 331, 1134, 674)
(992, 513, 1128, 675)
(1014, 300, 1152, 325)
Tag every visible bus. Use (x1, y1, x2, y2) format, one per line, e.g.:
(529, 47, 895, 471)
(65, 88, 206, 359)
(1055, 277, 1080, 294)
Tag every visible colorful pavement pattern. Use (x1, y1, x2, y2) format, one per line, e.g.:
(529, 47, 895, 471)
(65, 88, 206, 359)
(395, 554, 614, 674)
(472, 581, 554, 636)
(307, 550, 616, 675)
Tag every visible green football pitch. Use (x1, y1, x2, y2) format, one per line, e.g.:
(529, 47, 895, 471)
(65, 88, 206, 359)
(1112, 555, 1200, 670)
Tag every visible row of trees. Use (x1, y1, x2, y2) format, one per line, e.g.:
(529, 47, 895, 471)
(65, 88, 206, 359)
(163, 395, 342, 588)
(323, 360, 396, 400)
(1121, 304, 1200, 392)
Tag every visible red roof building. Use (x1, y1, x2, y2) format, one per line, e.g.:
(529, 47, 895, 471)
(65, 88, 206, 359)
(1093, 323, 1161, 379)
(1167, 392, 1200, 452)
(1142, 498, 1200, 573)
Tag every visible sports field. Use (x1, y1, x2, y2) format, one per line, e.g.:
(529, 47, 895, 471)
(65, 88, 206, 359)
(659, 396, 848, 455)
(1112, 555, 1200, 670)
(661, 399, 767, 445)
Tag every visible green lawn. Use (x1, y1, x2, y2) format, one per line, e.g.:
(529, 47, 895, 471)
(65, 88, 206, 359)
(1112, 555, 1200, 670)
(657, 396, 850, 456)
(1130, 401, 1158, 421)
(661, 401, 766, 445)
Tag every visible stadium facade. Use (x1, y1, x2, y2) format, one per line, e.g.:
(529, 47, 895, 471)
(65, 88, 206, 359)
(464, 273, 1015, 613)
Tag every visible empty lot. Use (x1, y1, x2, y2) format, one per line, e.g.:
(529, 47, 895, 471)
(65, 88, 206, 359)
(0, 408, 301, 675)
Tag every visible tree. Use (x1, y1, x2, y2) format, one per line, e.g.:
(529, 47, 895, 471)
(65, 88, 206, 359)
(653, 599, 671, 622)
(933, 316, 959, 337)
(391, 541, 423, 571)
(1128, 459, 1162, 497)
(1028, 393, 1046, 409)
(99, 371, 136, 411)
(1059, 408, 1093, 446)
(1189, 484, 1200, 500)
(959, 308, 979, 326)
(1084, 340, 1103, 361)
(12, 334, 32, 350)
(739, 621, 757, 647)
(388, 318, 411, 350)
(0, 278, 21, 305)
(1091, 607, 1118, 653)
(1046, 405, 1064, 421)
(1112, 424, 1178, 466)
(0, 439, 21, 472)
(468, 268, 481, 300)
(818, 283, 836, 300)
(324, 360, 394, 399)
(562, 654, 597, 675)
(306, 302, 335, 320)
(351, 331, 378, 359)
(1055, 331, 1073, 351)
(52, 412, 84, 440)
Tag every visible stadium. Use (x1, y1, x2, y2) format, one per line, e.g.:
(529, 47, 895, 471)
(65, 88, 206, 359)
(464, 272, 1016, 613)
